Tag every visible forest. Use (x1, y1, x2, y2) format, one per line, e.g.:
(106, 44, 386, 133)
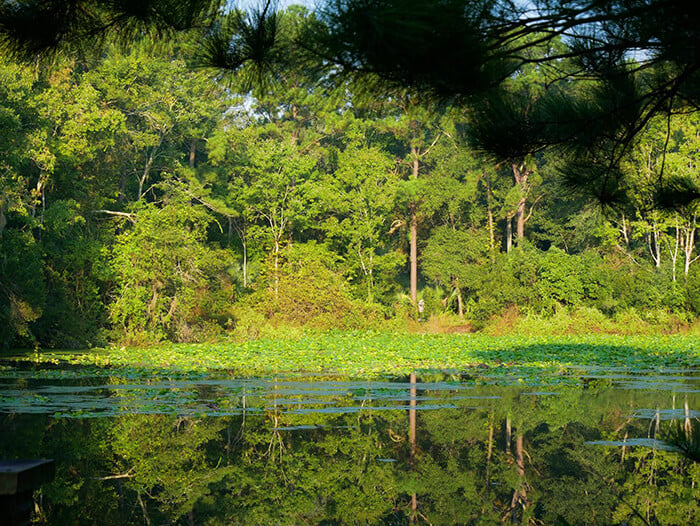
(1, 4, 700, 349)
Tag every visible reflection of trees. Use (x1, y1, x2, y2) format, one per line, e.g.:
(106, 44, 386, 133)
(402, 381, 699, 525)
(0, 378, 697, 525)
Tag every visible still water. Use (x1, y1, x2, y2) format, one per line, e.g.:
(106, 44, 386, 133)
(1, 362, 698, 525)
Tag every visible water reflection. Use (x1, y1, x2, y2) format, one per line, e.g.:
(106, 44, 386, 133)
(0, 365, 698, 524)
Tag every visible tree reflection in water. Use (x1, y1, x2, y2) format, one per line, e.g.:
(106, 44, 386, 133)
(0, 369, 698, 525)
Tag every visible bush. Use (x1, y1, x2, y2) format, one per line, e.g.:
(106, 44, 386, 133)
(249, 242, 386, 329)
(31, 200, 111, 348)
(109, 200, 236, 343)
(0, 230, 45, 348)
(686, 265, 700, 313)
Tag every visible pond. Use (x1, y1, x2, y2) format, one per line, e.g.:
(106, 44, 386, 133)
(1, 360, 698, 525)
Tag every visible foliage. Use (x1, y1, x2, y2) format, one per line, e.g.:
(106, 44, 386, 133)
(109, 195, 235, 343)
(248, 242, 385, 330)
(0, 230, 45, 347)
(423, 226, 490, 294)
(32, 199, 112, 348)
(0, 12, 698, 347)
(319, 134, 402, 303)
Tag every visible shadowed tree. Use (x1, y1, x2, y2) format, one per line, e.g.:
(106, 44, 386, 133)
(0, 0, 221, 59)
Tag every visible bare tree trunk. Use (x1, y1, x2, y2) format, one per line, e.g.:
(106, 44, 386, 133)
(512, 162, 530, 246)
(189, 138, 197, 168)
(410, 152, 419, 305)
(620, 213, 629, 245)
(119, 171, 128, 202)
(516, 198, 527, 245)
(242, 239, 248, 289)
(358, 248, 375, 302)
(137, 492, 151, 526)
(138, 155, 153, 201)
(514, 433, 525, 478)
(456, 283, 463, 318)
(291, 104, 299, 146)
(506, 216, 513, 254)
(667, 216, 680, 282)
(273, 238, 280, 299)
(506, 415, 512, 453)
(682, 214, 698, 276)
(486, 176, 495, 261)
(230, 217, 249, 288)
(647, 218, 661, 268)
(653, 222, 661, 267)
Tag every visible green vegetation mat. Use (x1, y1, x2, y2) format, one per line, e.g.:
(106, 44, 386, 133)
(4, 333, 698, 377)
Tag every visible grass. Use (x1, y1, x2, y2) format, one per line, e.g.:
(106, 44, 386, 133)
(4, 332, 698, 377)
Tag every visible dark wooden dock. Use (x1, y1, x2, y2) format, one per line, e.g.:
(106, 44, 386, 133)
(0, 460, 55, 526)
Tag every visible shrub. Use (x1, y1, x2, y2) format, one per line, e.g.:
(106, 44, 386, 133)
(0, 230, 45, 348)
(109, 200, 236, 343)
(249, 242, 385, 329)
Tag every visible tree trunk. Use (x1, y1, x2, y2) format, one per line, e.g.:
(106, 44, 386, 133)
(620, 213, 630, 246)
(227, 216, 232, 247)
(273, 238, 280, 299)
(516, 198, 527, 245)
(242, 239, 248, 289)
(138, 155, 153, 201)
(486, 176, 495, 261)
(368, 253, 374, 303)
(506, 216, 513, 254)
(189, 138, 197, 168)
(512, 162, 529, 247)
(505, 415, 512, 453)
(456, 283, 463, 318)
(668, 216, 680, 282)
(291, 104, 299, 145)
(137, 492, 151, 526)
(648, 218, 661, 268)
(682, 214, 697, 276)
(119, 171, 128, 202)
(410, 152, 419, 304)
(231, 217, 249, 288)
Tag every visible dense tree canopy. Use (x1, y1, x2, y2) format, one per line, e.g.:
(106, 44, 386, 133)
(0, 4, 699, 347)
(1, 0, 698, 208)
